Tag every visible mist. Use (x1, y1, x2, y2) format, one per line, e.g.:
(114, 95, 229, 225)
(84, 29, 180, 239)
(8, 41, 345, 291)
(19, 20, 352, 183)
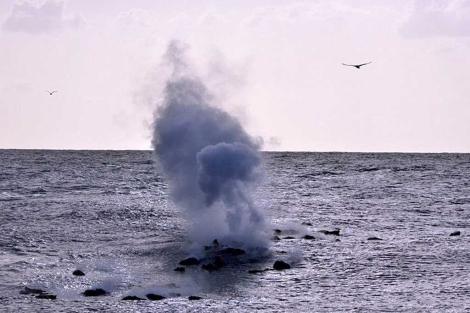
(152, 41, 267, 249)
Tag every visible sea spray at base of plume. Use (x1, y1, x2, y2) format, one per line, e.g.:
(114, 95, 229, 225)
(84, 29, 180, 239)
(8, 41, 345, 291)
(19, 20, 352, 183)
(152, 41, 268, 250)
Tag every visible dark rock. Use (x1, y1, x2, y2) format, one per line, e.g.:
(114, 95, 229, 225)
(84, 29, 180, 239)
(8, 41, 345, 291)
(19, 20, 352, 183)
(450, 231, 461, 236)
(212, 239, 219, 246)
(35, 294, 57, 300)
(202, 263, 219, 271)
(301, 222, 313, 226)
(319, 229, 340, 236)
(188, 296, 202, 300)
(146, 293, 165, 301)
(214, 256, 226, 268)
(303, 235, 315, 240)
(73, 270, 85, 276)
(272, 235, 281, 241)
(122, 295, 145, 300)
(274, 229, 282, 234)
(174, 267, 186, 272)
(283, 236, 295, 240)
(83, 288, 107, 297)
(179, 257, 200, 266)
(220, 248, 246, 256)
(367, 237, 382, 241)
(273, 260, 291, 270)
(21, 287, 45, 295)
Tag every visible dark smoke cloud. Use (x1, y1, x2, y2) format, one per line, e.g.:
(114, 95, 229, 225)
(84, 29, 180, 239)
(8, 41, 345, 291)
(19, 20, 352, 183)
(152, 41, 267, 248)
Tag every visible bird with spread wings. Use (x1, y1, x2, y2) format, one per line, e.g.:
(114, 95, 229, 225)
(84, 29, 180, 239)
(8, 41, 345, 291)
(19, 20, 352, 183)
(47, 90, 58, 95)
(342, 62, 372, 69)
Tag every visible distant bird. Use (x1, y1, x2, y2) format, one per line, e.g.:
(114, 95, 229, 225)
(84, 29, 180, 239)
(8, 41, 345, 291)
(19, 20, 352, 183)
(47, 90, 58, 95)
(342, 62, 372, 69)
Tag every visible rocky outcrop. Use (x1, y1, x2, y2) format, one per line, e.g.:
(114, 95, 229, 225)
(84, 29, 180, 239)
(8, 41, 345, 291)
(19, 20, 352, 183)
(146, 293, 165, 300)
(83, 288, 107, 297)
(122, 295, 145, 300)
(273, 260, 291, 270)
(188, 296, 202, 300)
(179, 257, 200, 266)
(73, 270, 85, 276)
(449, 231, 461, 236)
(219, 248, 246, 256)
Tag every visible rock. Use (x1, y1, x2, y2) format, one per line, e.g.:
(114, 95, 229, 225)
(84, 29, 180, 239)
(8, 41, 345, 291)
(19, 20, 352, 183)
(303, 235, 315, 240)
(83, 288, 107, 297)
(202, 263, 219, 271)
(301, 222, 313, 226)
(273, 260, 291, 270)
(122, 295, 145, 300)
(174, 267, 186, 272)
(188, 296, 202, 300)
(272, 235, 281, 241)
(35, 294, 57, 300)
(449, 231, 461, 236)
(146, 293, 165, 300)
(220, 248, 246, 256)
(212, 239, 219, 246)
(274, 229, 282, 234)
(179, 257, 200, 266)
(73, 270, 85, 276)
(367, 237, 382, 241)
(214, 256, 226, 268)
(21, 287, 45, 295)
(319, 229, 340, 236)
(283, 236, 295, 240)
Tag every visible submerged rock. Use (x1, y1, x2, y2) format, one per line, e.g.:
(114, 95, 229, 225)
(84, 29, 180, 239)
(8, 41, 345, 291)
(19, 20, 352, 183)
(274, 229, 282, 234)
(248, 268, 271, 274)
(20, 287, 45, 295)
(319, 229, 340, 236)
(449, 231, 461, 236)
(146, 293, 165, 301)
(367, 237, 382, 241)
(303, 235, 315, 240)
(179, 257, 200, 266)
(188, 296, 202, 300)
(220, 248, 246, 256)
(273, 260, 291, 270)
(72, 270, 85, 276)
(122, 295, 145, 300)
(202, 263, 219, 271)
(283, 236, 296, 240)
(83, 288, 107, 297)
(36, 294, 57, 300)
(272, 235, 281, 241)
(174, 267, 186, 272)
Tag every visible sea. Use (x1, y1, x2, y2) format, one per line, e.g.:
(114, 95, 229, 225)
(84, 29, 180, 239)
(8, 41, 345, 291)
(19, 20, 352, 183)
(1, 150, 469, 312)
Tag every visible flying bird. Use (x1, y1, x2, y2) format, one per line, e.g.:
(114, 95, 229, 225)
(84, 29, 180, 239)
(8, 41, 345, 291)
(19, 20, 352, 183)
(342, 62, 372, 69)
(47, 90, 58, 95)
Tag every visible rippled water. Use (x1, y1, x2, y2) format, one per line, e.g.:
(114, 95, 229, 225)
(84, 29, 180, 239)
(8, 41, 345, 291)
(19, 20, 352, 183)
(1, 150, 469, 312)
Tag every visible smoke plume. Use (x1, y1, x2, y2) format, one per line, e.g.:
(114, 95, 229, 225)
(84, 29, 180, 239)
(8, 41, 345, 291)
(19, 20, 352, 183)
(152, 41, 267, 249)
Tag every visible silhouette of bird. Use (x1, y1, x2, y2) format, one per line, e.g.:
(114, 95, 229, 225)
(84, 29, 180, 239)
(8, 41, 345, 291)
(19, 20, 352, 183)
(47, 90, 58, 95)
(342, 62, 372, 69)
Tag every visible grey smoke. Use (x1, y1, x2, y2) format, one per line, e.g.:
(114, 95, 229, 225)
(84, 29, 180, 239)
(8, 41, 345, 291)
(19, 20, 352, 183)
(152, 41, 267, 248)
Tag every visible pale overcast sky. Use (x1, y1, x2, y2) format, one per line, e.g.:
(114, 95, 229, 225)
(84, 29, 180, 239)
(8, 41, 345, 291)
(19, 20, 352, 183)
(1, 0, 469, 152)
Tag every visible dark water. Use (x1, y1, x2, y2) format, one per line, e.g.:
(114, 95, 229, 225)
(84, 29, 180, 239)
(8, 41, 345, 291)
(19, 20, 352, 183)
(1, 150, 469, 312)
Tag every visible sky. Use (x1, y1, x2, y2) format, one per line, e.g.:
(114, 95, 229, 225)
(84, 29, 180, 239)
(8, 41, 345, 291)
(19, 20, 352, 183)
(1, 0, 469, 152)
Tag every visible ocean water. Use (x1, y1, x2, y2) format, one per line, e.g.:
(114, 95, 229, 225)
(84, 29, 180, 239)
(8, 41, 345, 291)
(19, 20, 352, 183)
(1, 150, 469, 312)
